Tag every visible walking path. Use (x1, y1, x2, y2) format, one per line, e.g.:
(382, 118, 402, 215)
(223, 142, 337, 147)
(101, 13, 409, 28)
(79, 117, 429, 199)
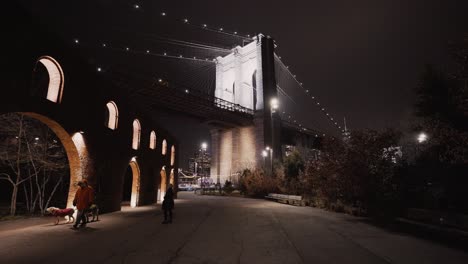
(0, 192, 467, 264)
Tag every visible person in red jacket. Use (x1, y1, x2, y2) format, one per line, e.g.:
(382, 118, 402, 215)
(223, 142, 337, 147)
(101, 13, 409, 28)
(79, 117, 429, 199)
(72, 180, 94, 229)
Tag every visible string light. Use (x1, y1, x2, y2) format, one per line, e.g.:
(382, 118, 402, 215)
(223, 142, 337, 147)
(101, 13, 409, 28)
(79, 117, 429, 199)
(74, 39, 79, 44)
(161, 12, 166, 16)
(276, 56, 342, 133)
(134, 4, 140, 9)
(102, 43, 107, 47)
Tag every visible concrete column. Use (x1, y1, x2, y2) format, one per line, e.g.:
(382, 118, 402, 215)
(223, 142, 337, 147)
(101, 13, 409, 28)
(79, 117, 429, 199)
(210, 129, 221, 183)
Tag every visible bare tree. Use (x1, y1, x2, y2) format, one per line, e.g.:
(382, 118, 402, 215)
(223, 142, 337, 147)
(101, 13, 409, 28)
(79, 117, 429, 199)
(0, 113, 68, 216)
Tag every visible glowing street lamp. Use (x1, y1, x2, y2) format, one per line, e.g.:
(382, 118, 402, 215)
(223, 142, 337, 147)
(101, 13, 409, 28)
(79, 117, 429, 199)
(200, 142, 208, 192)
(417, 132, 428, 143)
(270, 98, 279, 113)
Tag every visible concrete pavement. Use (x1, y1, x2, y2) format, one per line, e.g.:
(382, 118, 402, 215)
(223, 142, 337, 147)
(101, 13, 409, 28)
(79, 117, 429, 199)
(0, 192, 467, 264)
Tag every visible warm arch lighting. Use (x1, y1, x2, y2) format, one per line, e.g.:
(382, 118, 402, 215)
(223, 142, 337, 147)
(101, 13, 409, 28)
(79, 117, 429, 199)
(162, 139, 167, 155)
(106, 101, 119, 130)
(170, 145, 176, 165)
(132, 119, 141, 150)
(150, 131, 156, 149)
(38, 56, 65, 103)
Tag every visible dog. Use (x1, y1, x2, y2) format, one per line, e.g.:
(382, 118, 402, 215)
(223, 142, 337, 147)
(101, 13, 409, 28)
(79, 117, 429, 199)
(85, 204, 99, 223)
(46, 207, 75, 225)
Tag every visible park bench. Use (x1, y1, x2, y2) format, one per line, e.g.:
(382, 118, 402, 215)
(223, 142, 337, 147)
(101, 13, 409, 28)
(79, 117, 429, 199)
(265, 193, 304, 206)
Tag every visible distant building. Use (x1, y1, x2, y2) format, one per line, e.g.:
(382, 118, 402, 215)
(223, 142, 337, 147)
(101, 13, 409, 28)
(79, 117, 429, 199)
(188, 151, 211, 177)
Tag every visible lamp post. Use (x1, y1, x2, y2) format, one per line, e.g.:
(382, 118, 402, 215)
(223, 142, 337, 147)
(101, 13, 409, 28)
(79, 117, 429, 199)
(265, 146, 273, 175)
(269, 98, 279, 176)
(201, 142, 207, 194)
(262, 150, 268, 169)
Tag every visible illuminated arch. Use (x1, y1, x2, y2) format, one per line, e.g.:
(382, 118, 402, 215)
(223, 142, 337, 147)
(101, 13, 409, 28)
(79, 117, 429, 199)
(17, 113, 86, 208)
(170, 145, 176, 166)
(132, 119, 141, 150)
(160, 166, 167, 200)
(170, 168, 175, 185)
(128, 157, 141, 208)
(162, 139, 167, 155)
(105, 101, 119, 130)
(149, 131, 156, 149)
(37, 56, 65, 103)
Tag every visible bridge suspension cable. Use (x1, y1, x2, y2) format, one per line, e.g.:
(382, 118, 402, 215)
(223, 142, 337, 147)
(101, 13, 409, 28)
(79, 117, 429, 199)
(274, 54, 345, 133)
(126, 3, 254, 43)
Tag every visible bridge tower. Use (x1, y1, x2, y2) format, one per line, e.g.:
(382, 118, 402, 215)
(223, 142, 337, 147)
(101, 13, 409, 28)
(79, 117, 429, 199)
(210, 34, 281, 185)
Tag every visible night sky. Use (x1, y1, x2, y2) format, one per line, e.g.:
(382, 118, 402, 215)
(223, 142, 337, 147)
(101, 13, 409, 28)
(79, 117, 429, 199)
(17, 0, 468, 169)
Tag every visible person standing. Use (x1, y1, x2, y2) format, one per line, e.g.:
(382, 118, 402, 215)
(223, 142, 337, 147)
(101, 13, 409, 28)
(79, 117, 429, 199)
(73, 180, 94, 229)
(162, 184, 174, 224)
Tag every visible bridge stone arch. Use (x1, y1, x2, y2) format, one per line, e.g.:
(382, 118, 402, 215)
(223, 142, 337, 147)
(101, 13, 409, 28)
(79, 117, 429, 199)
(127, 157, 141, 208)
(4, 36, 180, 213)
(7, 112, 87, 208)
(35, 56, 65, 104)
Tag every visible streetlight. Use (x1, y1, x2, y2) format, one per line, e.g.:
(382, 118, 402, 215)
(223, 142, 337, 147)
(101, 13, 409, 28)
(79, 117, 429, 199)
(417, 132, 428, 143)
(201, 142, 207, 193)
(265, 146, 273, 175)
(269, 98, 279, 176)
(270, 98, 279, 113)
(262, 150, 268, 169)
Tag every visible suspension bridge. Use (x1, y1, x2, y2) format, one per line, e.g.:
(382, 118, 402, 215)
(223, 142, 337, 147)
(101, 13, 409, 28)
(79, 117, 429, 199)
(69, 4, 346, 185)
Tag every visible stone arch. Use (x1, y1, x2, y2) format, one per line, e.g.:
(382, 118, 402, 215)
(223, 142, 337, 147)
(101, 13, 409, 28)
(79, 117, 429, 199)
(149, 131, 156, 149)
(170, 145, 176, 166)
(169, 168, 175, 185)
(128, 157, 141, 208)
(36, 56, 65, 103)
(132, 119, 141, 150)
(105, 101, 119, 130)
(162, 139, 167, 155)
(160, 166, 167, 199)
(17, 112, 86, 208)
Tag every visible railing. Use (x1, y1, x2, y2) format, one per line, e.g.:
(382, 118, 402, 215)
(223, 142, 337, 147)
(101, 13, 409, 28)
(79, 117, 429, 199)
(213, 97, 254, 115)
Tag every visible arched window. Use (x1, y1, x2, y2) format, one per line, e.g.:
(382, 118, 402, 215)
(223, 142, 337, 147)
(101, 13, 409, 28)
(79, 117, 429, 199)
(170, 145, 176, 166)
(252, 70, 257, 110)
(162, 139, 167, 155)
(149, 131, 156, 149)
(132, 119, 141, 150)
(37, 56, 64, 103)
(106, 101, 119, 130)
